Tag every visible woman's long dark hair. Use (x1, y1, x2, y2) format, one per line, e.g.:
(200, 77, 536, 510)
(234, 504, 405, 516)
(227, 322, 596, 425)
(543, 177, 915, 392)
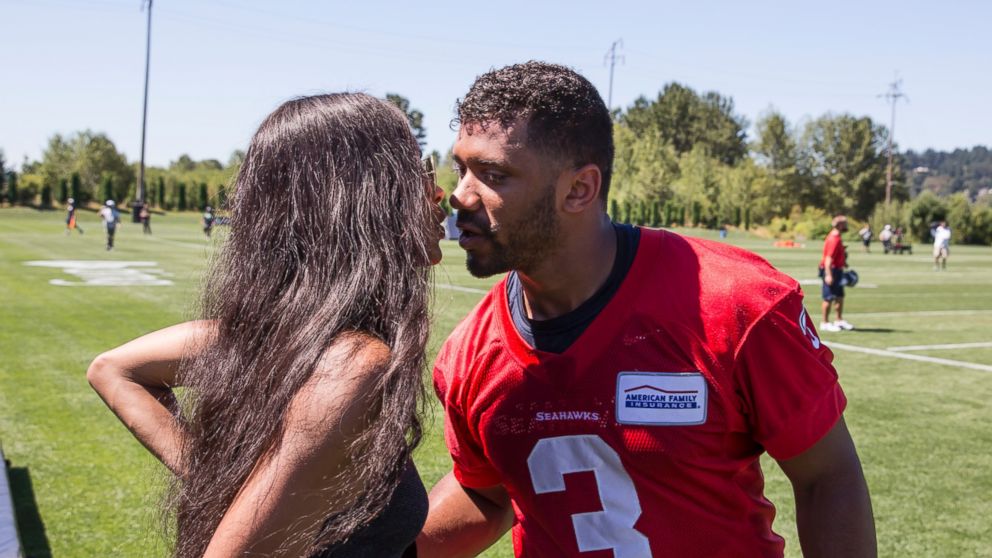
(167, 93, 434, 557)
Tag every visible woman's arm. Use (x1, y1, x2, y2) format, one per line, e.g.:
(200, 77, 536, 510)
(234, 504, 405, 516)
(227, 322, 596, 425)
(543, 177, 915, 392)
(87, 320, 215, 476)
(202, 335, 390, 558)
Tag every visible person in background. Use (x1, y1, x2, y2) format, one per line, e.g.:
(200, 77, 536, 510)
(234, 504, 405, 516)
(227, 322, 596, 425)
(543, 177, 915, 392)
(933, 220, 951, 270)
(140, 203, 152, 235)
(858, 224, 872, 253)
(99, 199, 120, 250)
(820, 215, 853, 332)
(878, 224, 893, 254)
(203, 205, 216, 238)
(65, 197, 84, 235)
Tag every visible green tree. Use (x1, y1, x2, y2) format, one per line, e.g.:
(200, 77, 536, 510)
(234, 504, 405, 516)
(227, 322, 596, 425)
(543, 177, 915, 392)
(385, 93, 427, 149)
(217, 183, 228, 209)
(38, 131, 134, 203)
(156, 177, 166, 209)
(199, 182, 209, 210)
(177, 183, 188, 211)
(908, 191, 947, 242)
(611, 122, 679, 207)
(101, 175, 114, 203)
(70, 173, 81, 203)
(227, 149, 246, 169)
(619, 82, 748, 165)
(0, 150, 7, 204)
(171, 154, 196, 172)
(752, 110, 810, 216)
(40, 184, 53, 208)
(801, 114, 891, 219)
(58, 178, 69, 204)
(7, 171, 18, 205)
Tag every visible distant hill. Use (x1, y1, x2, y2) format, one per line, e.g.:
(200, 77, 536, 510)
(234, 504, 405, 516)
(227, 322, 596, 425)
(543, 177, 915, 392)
(903, 146, 992, 199)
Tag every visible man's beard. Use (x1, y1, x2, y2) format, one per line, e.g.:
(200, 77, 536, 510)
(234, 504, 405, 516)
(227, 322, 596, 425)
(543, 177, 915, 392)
(463, 185, 560, 278)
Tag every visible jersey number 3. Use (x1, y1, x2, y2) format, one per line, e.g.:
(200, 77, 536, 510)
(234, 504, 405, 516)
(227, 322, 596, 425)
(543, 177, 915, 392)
(527, 435, 652, 556)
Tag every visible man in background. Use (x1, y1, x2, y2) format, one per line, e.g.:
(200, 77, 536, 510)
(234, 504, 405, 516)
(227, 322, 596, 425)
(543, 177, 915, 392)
(99, 199, 120, 251)
(821, 215, 853, 332)
(65, 197, 84, 235)
(933, 220, 951, 270)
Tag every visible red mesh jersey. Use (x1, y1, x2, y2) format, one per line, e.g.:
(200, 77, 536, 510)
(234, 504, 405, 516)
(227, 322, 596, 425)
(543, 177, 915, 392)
(434, 228, 846, 558)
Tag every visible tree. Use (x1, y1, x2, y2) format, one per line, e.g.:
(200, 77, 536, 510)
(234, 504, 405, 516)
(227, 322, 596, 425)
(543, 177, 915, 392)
(58, 178, 69, 204)
(156, 177, 166, 209)
(198, 182, 209, 210)
(611, 122, 679, 207)
(6, 171, 18, 205)
(38, 131, 134, 204)
(0, 149, 7, 204)
(227, 149, 246, 169)
(385, 93, 427, 149)
(171, 154, 196, 172)
(752, 110, 810, 216)
(177, 183, 187, 211)
(70, 173, 81, 204)
(40, 184, 53, 208)
(801, 114, 891, 220)
(619, 82, 748, 165)
(101, 175, 114, 203)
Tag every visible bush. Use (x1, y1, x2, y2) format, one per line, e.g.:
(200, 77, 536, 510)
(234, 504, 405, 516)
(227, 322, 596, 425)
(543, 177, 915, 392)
(41, 185, 53, 208)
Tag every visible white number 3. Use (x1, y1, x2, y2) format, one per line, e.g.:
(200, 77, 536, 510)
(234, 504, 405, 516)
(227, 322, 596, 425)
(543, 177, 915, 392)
(527, 435, 652, 556)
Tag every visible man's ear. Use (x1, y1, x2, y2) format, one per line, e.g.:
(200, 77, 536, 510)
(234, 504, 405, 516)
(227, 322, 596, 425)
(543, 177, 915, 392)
(561, 164, 602, 214)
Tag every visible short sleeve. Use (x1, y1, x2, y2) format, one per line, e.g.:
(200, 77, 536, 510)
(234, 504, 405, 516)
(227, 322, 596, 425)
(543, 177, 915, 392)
(734, 292, 847, 461)
(433, 354, 502, 488)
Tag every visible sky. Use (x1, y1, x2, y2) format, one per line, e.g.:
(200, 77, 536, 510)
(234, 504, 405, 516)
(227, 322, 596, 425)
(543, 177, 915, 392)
(2, 0, 989, 170)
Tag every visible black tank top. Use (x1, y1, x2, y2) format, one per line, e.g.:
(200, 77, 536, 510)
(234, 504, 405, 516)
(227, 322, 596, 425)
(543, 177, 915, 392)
(313, 461, 427, 558)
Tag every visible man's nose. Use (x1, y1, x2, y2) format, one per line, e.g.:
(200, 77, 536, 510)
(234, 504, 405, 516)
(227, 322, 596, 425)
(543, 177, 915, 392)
(450, 176, 481, 212)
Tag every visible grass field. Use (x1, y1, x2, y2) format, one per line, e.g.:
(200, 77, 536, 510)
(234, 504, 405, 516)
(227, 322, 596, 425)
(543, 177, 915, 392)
(1, 206, 991, 557)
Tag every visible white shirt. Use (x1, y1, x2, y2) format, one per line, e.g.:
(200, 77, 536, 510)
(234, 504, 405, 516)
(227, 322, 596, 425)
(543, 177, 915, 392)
(934, 225, 951, 248)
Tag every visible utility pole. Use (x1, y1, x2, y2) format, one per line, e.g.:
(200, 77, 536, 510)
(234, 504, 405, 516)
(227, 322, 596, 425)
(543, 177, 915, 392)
(879, 77, 907, 206)
(604, 39, 624, 113)
(135, 0, 153, 222)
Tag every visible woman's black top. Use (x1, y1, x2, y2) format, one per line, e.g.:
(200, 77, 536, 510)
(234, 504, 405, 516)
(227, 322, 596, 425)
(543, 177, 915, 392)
(313, 461, 427, 558)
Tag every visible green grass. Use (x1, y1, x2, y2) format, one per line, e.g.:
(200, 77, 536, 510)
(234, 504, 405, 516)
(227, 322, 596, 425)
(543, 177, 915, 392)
(1, 207, 991, 557)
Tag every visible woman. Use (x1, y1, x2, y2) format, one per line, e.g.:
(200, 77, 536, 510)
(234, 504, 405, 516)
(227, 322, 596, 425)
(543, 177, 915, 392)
(87, 93, 446, 557)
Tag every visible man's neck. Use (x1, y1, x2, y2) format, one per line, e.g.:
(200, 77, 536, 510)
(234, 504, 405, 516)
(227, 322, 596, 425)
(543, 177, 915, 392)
(515, 217, 618, 321)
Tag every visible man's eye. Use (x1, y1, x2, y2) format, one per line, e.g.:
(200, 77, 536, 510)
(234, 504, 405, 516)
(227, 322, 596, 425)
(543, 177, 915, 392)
(484, 172, 505, 184)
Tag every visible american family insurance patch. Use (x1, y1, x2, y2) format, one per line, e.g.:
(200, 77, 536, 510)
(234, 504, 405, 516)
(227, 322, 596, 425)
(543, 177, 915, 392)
(616, 372, 708, 426)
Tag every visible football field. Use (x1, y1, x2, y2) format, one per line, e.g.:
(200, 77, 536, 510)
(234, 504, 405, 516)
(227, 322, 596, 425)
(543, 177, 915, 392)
(1, 207, 990, 557)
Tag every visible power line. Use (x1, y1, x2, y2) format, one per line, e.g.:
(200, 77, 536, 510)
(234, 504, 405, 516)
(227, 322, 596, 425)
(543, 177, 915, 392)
(879, 76, 908, 206)
(604, 39, 624, 112)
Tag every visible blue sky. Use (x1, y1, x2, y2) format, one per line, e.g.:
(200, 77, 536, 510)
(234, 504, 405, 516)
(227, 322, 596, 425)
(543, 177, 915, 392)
(2, 0, 989, 169)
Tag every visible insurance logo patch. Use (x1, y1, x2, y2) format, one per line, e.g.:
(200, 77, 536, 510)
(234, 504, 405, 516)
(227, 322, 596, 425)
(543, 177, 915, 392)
(616, 372, 708, 425)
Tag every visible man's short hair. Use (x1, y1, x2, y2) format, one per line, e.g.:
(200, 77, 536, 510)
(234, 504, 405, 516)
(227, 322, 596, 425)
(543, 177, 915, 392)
(832, 215, 848, 228)
(455, 61, 615, 200)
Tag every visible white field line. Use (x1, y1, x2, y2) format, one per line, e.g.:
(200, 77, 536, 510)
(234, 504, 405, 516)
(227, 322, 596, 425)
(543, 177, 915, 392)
(825, 341, 992, 373)
(844, 309, 992, 318)
(886, 342, 992, 352)
(436, 283, 488, 294)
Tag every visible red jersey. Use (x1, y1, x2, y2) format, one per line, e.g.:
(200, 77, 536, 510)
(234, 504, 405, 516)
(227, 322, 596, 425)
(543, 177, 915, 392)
(434, 229, 846, 558)
(821, 229, 846, 269)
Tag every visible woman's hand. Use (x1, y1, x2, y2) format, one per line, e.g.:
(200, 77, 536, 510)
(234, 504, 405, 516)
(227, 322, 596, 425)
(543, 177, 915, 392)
(87, 320, 216, 477)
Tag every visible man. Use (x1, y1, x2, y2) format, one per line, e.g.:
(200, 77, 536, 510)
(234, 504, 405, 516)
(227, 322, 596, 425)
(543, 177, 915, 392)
(858, 224, 872, 253)
(417, 62, 875, 558)
(933, 220, 951, 270)
(65, 197, 84, 235)
(879, 224, 893, 254)
(140, 202, 152, 235)
(202, 205, 216, 238)
(820, 215, 853, 332)
(99, 199, 120, 251)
